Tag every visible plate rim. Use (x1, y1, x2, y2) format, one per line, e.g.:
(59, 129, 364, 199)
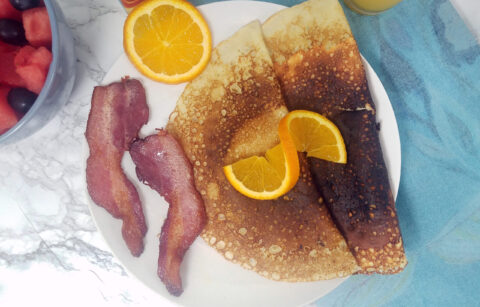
(86, 1, 401, 306)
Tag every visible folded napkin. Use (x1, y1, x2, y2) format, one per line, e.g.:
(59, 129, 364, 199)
(190, 0, 480, 305)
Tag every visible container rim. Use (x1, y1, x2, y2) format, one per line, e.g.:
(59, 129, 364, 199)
(0, 0, 61, 144)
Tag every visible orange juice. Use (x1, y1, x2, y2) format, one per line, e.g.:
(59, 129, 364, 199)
(343, 0, 402, 15)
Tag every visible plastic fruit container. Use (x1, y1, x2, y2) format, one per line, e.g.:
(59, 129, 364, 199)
(0, 0, 76, 145)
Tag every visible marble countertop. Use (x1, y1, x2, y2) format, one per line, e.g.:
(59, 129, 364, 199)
(0, 0, 478, 306)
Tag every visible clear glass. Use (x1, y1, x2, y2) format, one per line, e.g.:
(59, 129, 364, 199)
(343, 0, 403, 15)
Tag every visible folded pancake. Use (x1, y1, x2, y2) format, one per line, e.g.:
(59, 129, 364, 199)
(262, 0, 407, 273)
(167, 20, 358, 281)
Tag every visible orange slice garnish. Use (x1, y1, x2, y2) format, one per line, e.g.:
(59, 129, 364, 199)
(224, 110, 347, 200)
(123, 0, 212, 84)
(223, 119, 299, 200)
(283, 110, 347, 163)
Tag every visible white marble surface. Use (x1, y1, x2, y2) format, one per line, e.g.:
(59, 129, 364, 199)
(0, 0, 478, 307)
(0, 0, 173, 306)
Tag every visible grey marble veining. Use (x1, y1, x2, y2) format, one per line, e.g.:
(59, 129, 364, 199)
(1, 0, 479, 306)
(0, 0, 172, 306)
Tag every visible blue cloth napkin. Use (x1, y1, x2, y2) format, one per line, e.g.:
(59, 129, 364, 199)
(318, 0, 480, 306)
(191, 0, 480, 305)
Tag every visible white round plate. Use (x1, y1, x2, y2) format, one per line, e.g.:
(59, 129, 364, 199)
(87, 1, 401, 307)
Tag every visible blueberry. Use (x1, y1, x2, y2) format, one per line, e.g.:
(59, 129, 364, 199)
(0, 18, 27, 45)
(9, 0, 41, 11)
(7, 88, 38, 116)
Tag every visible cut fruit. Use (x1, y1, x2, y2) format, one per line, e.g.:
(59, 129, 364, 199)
(0, 85, 18, 134)
(22, 7, 52, 47)
(282, 110, 347, 163)
(15, 45, 52, 70)
(123, 0, 212, 84)
(15, 65, 45, 94)
(0, 0, 22, 20)
(28, 46, 53, 69)
(0, 41, 19, 52)
(0, 50, 26, 87)
(14, 45, 52, 94)
(223, 123, 299, 200)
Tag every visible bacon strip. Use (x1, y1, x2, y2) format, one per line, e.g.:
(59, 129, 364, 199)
(130, 130, 206, 296)
(86, 78, 148, 257)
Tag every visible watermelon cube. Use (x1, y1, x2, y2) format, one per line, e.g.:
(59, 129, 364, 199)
(15, 45, 52, 70)
(16, 65, 45, 94)
(0, 0, 22, 20)
(14, 45, 52, 94)
(22, 7, 52, 48)
(0, 51, 26, 88)
(30, 46, 53, 70)
(0, 41, 19, 52)
(0, 85, 18, 134)
(14, 46, 36, 64)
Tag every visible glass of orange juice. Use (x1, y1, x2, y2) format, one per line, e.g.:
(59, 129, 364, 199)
(343, 0, 403, 15)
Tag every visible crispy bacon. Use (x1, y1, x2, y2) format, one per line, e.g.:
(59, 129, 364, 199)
(130, 130, 206, 296)
(86, 78, 148, 257)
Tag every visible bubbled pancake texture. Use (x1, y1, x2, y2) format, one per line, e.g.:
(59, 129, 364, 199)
(167, 20, 359, 282)
(262, 0, 407, 273)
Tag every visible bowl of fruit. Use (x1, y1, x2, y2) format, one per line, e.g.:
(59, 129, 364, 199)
(0, 0, 75, 144)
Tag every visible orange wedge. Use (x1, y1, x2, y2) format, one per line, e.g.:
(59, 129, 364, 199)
(223, 121, 299, 200)
(123, 0, 212, 84)
(282, 110, 347, 163)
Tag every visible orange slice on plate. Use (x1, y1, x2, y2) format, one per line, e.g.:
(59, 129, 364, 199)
(283, 110, 347, 163)
(223, 121, 300, 200)
(123, 0, 212, 84)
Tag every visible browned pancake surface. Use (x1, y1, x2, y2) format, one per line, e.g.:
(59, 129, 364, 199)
(167, 21, 358, 281)
(263, 0, 407, 274)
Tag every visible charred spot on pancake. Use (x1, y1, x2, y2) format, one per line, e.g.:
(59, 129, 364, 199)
(275, 38, 371, 116)
(274, 40, 407, 273)
(198, 154, 358, 281)
(167, 21, 359, 281)
(311, 111, 398, 248)
(265, 10, 406, 273)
